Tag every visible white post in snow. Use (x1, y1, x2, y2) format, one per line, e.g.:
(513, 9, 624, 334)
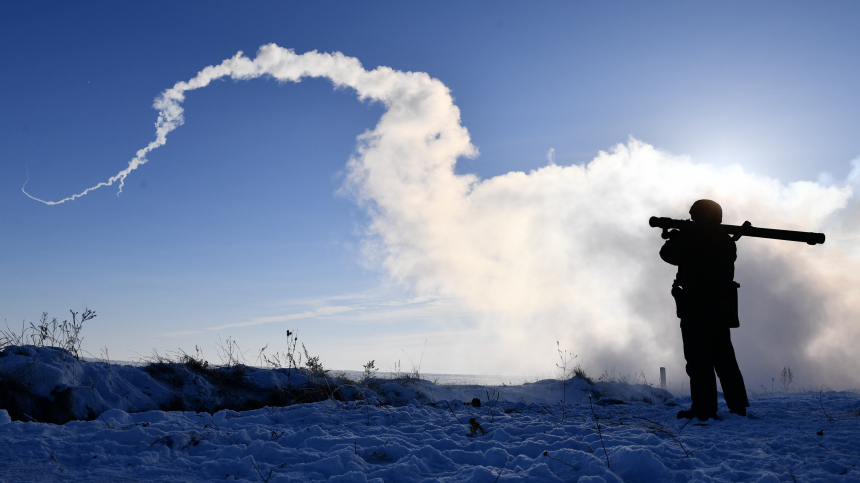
(660, 367, 666, 390)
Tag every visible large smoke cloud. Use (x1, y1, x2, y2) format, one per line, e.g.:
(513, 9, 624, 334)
(24, 44, 860, 387)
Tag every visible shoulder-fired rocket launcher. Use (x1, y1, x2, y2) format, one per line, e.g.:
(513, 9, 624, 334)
(649, 217, 826, 245)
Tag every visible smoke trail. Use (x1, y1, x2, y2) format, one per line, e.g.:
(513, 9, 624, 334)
(22, 51, 251, 204)
(22, 46, 450, 204)
(25, 44, 860, 386)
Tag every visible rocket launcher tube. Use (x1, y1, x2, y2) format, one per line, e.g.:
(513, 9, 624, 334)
(649, 217, 826, 245)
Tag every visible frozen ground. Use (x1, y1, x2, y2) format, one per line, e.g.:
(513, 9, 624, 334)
(1, 346, 858, 482)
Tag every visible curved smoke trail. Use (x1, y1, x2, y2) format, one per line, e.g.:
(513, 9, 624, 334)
(23, 46, 464, 204)
(22, 44, 860, 385)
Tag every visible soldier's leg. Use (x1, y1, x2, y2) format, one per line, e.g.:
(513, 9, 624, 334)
(681, 322, 718, 414)
(712, 327, 749, 414)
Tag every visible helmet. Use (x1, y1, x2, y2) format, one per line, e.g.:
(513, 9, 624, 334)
(689, 199, 722, 224)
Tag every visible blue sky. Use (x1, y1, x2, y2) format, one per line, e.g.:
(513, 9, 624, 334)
(2, 1, 859, 386)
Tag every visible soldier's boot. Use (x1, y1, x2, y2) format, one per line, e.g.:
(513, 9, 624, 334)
(696, 411, 717, 421)
(729, 406, 747, 417)
(676, 409, 696, 419)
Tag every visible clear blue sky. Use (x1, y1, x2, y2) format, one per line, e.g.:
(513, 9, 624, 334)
(2, 1, 859, 383)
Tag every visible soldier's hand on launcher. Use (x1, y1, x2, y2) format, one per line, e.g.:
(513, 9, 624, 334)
(731, 221, 753, 242)
(662, 228, 683, 240)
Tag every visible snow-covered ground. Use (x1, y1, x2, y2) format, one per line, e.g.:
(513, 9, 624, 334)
(1, 346, 858, 482)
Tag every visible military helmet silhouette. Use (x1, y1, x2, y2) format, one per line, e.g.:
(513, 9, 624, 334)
(689, 199, 722, 224)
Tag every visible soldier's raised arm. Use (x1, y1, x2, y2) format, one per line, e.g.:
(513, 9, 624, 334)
(659, 230, 691, 266)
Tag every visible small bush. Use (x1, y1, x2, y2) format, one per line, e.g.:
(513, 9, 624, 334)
(781, 366, 794, 392)
(572, 362, 595, 385)
(598, 367, 630, 384)
(257, 330, 302, 371)
(215, 336, 246, 368)
(179, 346, 210, 373)
(302, 344, 328, 378)
(0, 309, 95, 360)
(362, 360, 379, 381)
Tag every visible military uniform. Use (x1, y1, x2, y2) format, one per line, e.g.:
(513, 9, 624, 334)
(660, 205, 750, 419)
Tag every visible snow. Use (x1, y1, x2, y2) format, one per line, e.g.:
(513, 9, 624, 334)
(1, 346, 859, 482)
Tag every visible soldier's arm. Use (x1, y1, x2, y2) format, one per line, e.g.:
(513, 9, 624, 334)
(659, 233, 691, 266)
(729, 237, 737, 262)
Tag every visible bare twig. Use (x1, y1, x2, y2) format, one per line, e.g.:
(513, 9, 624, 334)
(819, 390, 835, 424)
(588, 395, 610, 469)
(632, 415, 666, 429)
(555, 342, 577, 422)
(781, 366, 794, 392)
(631, 416, 690, 458)
(251, 456, 274, 483)
(674, 437, 691, 458)
(676, 417, 693, 434)
(493, 456, 509, 483)
(446, 401, 464, 425)
(540, 405, 560, 421)
(542, 451, 577, 469)
(796, 427, 830, 451)
(486, 388, 500, 423)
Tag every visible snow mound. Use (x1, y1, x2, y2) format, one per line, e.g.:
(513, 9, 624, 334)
(0, 346, 669, 424)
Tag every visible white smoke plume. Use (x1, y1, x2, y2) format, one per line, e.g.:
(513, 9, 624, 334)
(25, 44, 860, 387)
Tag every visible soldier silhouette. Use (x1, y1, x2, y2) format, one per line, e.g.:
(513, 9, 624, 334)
(660, 199, 750, 420)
